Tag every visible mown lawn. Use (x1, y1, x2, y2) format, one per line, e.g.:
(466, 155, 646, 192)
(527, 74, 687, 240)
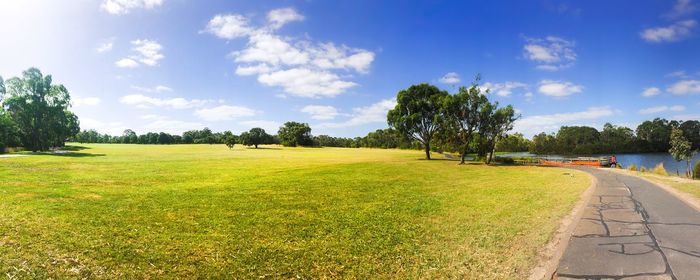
(0, 144, 589, 279)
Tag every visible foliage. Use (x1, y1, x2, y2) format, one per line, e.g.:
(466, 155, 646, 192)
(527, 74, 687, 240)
(0, 144, 589, 279)
(0, 110, 20, 153)
(1, 68, 80, 151)
(222, 131, 237, 149)
(694, 161, 700, 180)
(239, 127, 272, 148)
(477, 105, 518, 164)
(278, 121, 313, 147)
(636, 118, 672, 152)
(651, 163, 668, 176)
(669, 128, 695, 178)
(640, 166, 647, 173)
(628, 164, 637, 171)
(496, 133, 531, 153)
(388, 84, 449, 160)
(442, 82, 489, 163)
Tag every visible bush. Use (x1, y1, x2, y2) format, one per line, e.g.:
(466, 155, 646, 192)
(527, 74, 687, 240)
(652, 163, 668, 176)
(694, 161, 700, 180)
(495, 156, 515, 164)
(640, 166, 647, 173)
(628, 164, 637, 171)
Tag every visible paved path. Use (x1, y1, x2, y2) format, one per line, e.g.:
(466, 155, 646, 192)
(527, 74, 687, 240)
(556, 168, 700, 280)
(0, 154, 29, 158)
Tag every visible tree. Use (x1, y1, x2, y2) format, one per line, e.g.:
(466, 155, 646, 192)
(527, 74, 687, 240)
(530, 132, 557, 154)
(220, 131, 237, 149)
(277, 122, 312, 147)
(556, 126, 601, 155)
(669, 128, 696, 178)
(479, 105, 518, 164)
(599, 123, 635, 153)
(2, 68, 79, 151)
(636, 118, 672, 152)
(442, 82, 488, 163)
(496, 133, 531, 152)
(122, 129, 137, 144)
(240, 128, 272, 148)
(387, 84, 449, 160)
(679, 120, 700, 151)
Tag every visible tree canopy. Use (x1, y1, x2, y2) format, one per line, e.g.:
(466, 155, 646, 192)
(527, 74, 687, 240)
(1, 68, 79, 152)
(278, 121, 313, 147)
(388, 84, 449, 159)
(240, 127, 272, 148)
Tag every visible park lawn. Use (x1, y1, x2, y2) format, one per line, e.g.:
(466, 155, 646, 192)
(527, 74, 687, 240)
(0, 144, 589, 279)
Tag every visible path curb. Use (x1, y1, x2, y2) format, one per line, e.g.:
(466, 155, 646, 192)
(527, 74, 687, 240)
(528, 170, 598, 280)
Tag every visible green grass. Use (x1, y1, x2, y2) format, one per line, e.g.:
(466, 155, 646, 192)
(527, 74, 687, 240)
(0, 144, 589, 279)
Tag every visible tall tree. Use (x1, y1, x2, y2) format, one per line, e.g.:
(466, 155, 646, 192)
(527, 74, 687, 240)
(278, 122, 312, 147)
(479, 105, 517, 164)
(636, 118, 672, 152)
(2, 68, 79, 151)
(240, 127, 272, 148)
(387, 84, 449, 160)
(669, 128, 696, 178)
(442, 82, 488, 164)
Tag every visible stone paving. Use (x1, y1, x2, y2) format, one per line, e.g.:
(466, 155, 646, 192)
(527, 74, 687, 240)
(556, 168, 700, 280)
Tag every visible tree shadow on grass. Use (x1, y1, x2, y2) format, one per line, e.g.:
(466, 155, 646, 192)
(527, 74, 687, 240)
(244, 147, 283, 150)
(32, 152, 106, 158)
(60, 145, 90, 151)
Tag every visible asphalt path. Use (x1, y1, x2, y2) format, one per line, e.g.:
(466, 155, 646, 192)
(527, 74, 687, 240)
(556, 168, 700, 280)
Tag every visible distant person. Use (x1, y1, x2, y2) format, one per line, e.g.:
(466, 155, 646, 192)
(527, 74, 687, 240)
(610, 155, 617, 168)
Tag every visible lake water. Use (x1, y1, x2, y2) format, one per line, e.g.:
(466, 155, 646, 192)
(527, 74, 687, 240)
(500, 152, 700, 174)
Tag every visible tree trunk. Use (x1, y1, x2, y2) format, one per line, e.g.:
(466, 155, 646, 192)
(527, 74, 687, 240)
(459, 153, 466, 164)
(255, 144, 258, 149)
(424, 143, 431, 160)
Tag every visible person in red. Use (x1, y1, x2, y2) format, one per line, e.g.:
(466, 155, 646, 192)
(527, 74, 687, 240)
(610, 155, 617, 168)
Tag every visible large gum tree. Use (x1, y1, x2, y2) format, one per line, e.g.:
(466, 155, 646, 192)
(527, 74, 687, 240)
(388, 83, 448, 160)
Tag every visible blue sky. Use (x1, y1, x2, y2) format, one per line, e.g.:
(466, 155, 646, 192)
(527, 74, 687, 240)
(1, 0, 699, 137)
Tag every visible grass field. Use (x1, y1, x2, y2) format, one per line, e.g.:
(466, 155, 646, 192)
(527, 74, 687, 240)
(0, 144, 589, 279)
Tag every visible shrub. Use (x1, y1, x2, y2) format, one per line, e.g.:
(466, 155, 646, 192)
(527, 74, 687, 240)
(694, 161, 700, 180)
(628, 164, 637, 171)
(640, 166, 647, 173)
(652, 163, 668, 176)
(495, 156, 515, 164)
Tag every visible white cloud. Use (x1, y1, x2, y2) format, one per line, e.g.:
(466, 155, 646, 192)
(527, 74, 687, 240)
(538, 80, 583, 97)
(193, 105, 256, 121)
(514, 106, 615, 135)
(666, 70, 689, 78)
(301, 105, 340, 120)
(641, 87, 661, 97)
(639, 105, 686, 114)
(131, 85, 173, 93)
(139, 115, 204, 135)
(667, 80, 700, 95)
(205, 8, 374, 98)
(96, 40, 114, 53)
(666, 0, 697, 19)
(318, 99, 396, 128)
(239, 120, 280, 133)
(115, 58, 139, 68)
(119, 94, 210, 109)
(204, 14, 252, 39)
(523, 36, 576, 71)
(482, 81, 528, 97)
(116, 39, 164, 67)
(640, 20, 697, 43)
(439, 72, 460, 84)
(257, 68, 356, 98)
(267, 8, 304, 29)
(131, 39, 164, 66)
(79, 117, 127, 136)
(101, 0, 164, 15)
(672, 113, 700, 120)
(72, 96, 101, 107)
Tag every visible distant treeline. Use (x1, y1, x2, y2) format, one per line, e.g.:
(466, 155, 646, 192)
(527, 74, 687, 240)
(513, 119, 700, 155)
